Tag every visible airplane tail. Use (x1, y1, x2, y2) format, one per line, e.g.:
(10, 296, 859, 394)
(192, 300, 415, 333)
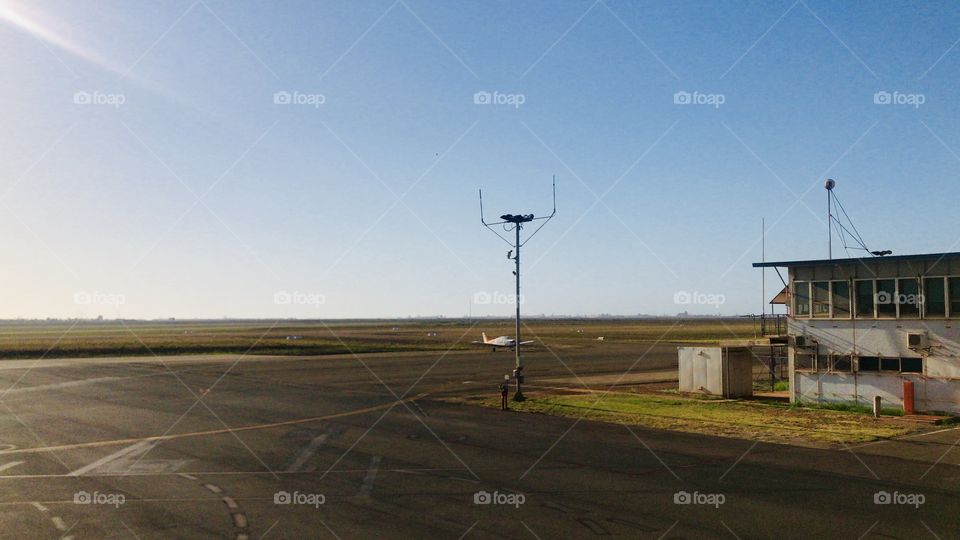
(482, 332, 488, 343)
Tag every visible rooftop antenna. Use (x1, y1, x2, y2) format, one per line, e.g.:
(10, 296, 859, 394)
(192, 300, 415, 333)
(479, 176, 557, 401)
(824, 179, 891, 259)
(825, 179, 835, 259)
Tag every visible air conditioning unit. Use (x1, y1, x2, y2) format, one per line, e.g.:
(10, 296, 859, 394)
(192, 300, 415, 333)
(794, 335, 806, 348)
(907, 332, 928, 349)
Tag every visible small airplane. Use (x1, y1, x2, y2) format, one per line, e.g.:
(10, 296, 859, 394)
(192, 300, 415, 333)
(472, 332, 535, 352)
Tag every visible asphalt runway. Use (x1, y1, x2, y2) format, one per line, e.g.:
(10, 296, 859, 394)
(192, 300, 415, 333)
(0, 343, 957, 539)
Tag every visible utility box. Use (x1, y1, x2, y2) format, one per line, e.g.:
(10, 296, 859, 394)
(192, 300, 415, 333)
(678, 346, 754, 398)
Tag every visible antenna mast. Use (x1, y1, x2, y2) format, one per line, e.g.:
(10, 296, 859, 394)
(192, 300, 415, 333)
(479, 177, 557, 401)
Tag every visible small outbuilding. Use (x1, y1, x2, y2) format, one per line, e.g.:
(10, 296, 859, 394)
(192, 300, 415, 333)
(678, 345, 754, 398)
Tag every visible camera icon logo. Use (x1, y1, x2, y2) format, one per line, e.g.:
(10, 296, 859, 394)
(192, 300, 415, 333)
(73, 91, 92, 105)
(473, 291, 491, 305)
(273, 291, 292, 305)
(673, 291, 692, 305)
(74, 491, 92, 504)
(873, 91, 891, 105)
(274, 91, 292, 105)
(875, 291, 892, 305)
(473, 91, 492, 105)
(473, 490, 492, 505)
(274, 491, 291, 505)
(873, 490, 891, 504)
(673, 490, 691, 504)
(673, 91, 691, 105)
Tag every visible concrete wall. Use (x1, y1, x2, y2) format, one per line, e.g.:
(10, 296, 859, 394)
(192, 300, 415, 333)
(787, 310, 960, 414)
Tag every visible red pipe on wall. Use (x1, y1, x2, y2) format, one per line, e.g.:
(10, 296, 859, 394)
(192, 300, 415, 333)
(903, 380, 915, 416)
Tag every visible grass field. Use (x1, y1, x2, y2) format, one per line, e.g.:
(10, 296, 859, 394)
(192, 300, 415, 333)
(0, 317, 758, 359)
(464, 391, 920, 446)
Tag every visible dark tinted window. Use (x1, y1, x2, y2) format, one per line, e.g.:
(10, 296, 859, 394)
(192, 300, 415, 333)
(925, 277, 946, 317)
(901, 357, 923, 373)
(795, 352, 815, 370)
(950, 277, 960, 317)
(812, 282, 830, 318)
(831, 355, 852, 372)
(898, 278, 920, 318)
(858, 356, 879, 371)
(832, 281, 850, 318)
(876, 279, 896, 318)
(855, 280, 874, 318)
(794, 282, 810, 317)
(880, 357, 900, 371)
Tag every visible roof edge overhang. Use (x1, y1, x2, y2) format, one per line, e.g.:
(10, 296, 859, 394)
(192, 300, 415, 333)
(752, 251, 960, 269)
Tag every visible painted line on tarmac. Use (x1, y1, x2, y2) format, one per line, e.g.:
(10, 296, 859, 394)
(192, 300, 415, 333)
(68, 440, 154, 476)
(0, 461, 24, 474)
(360, 455, 382, 496)
(0, 393, 428, 457)
(286, 433, 332, 472)
(1, 377, 120, 395)
(176, 474, 250, 540)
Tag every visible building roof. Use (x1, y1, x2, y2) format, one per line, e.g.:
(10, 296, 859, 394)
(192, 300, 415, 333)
(753, 251, 960, 268)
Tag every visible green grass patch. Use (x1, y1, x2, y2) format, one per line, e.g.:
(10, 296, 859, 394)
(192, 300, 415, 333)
(468, 391, 919, 446)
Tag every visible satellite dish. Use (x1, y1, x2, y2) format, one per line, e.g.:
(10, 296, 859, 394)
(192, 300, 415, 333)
(825, 178, 836, 190)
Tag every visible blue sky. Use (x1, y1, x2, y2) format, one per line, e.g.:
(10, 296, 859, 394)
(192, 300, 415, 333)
(2, 0, 960, 319)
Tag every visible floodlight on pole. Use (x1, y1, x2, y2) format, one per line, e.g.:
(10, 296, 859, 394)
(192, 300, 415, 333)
(479, 177, 557, 401)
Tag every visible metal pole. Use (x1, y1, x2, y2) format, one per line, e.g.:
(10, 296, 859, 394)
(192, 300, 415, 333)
(514, 223, 524, 401)
(827, 189, 832, 260)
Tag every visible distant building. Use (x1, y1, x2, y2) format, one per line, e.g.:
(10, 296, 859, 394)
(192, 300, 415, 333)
(754, 252, 960, 414)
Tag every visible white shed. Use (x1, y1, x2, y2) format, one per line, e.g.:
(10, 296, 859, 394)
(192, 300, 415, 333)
(678, 346, 754, 398)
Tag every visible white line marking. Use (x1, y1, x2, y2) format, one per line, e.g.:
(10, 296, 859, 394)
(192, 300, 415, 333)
(30, 502, 48, 512)
(223, 496, 239, 510)
(0, 461, 24, 474)
(2, 377, 120, 395)
(286, 433, 331, 472)
(178, 473, 198, 480)
(232, 513, 248, 528)
(51, 516, 68, 531)
(68, 440, 153, 476)
(204, 483, 222, 494)
(360, 455, 382, 496)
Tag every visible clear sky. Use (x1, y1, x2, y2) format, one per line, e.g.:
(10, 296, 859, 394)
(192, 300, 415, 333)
(2, 0, 959, 319)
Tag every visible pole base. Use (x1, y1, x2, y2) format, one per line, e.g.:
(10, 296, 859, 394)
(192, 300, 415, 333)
(512, 391, 525, 402)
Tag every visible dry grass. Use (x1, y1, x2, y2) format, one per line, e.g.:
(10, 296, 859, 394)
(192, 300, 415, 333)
(0, 317, 757, 359)
(458, 390, 922, 447)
